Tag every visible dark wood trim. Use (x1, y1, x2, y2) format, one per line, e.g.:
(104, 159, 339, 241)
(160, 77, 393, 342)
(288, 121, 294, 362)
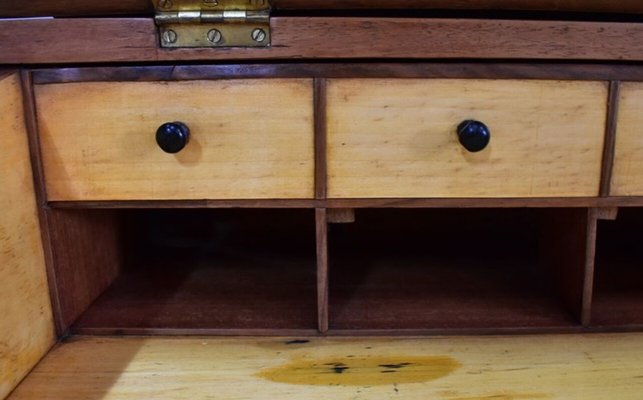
(48, 199, 321, 209)
(70, 325, 643, 336)
(314, 78, 327, 200)
(3, 0, 643, 18)
(5, 18, 643, 64)
(326, 198, 604, 208)
(47, 197, 643, 209)
(315, 208, 329, 333)
(71, 327, 321, 336)
(325, 326, 586, 336)
(582, 208, 599, 326)
(32, 64, 643, 85)
(19, 70, 66, 336)
(600, 81, 621, 197)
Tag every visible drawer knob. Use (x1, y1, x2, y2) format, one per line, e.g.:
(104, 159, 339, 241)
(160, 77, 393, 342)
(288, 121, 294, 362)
(457, 120, 490, 152)
(156, 122, 190, 154)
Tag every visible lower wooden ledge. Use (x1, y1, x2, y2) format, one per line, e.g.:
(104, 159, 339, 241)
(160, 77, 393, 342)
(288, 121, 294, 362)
(10, 333, 643, 399)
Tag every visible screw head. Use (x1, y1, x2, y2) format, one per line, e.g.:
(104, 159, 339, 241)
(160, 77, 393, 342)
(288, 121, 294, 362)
(251, 28, 266, 43)
(157, 0, 173, 9)
(207, 29, 222, 44)
(203, 0, 218, 6)
(162, 29, 178, 44)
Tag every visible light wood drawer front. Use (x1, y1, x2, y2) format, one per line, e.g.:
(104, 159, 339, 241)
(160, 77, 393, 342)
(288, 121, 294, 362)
(327, 79, 607, 198)
(36, 79, 314, 201)
(612, 83, 643, 196)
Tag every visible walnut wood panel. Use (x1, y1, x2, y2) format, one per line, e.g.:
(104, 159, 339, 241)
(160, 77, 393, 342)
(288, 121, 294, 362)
(36, 79, 314, 201)
(327, 79, 607, 198)
(0, 73, 55, 400)
(4, 18, 643, 64)
(3, 0, 643, 17)
(611, 83, 643, 196)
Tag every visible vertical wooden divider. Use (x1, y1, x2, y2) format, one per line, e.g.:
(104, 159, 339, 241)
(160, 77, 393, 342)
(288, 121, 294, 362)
(314, 77, 329, 333)
(600, 81, 621, 197)
(20, 70, 66, 336)
(316, 208, 329, 333)
(540, 208, 598, 326)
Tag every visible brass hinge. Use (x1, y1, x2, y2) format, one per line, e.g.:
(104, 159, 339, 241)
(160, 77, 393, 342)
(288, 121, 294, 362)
(153, 0, 271, 48)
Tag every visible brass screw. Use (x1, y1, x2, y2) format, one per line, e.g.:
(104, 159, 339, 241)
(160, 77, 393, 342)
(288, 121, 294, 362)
(207, 29, 223, 44)
(162, 29, 178, 44)
(251, 28, 266, 43)
(157, 0, 173, 9)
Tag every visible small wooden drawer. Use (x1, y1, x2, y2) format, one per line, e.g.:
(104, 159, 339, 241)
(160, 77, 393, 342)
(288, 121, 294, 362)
(327, 79, 607, 198)
(36, 79, 314, 201)
(612, 83, 643, 196)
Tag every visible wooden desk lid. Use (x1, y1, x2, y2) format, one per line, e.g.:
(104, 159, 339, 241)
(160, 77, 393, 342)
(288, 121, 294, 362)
(1, 0, 642, 17)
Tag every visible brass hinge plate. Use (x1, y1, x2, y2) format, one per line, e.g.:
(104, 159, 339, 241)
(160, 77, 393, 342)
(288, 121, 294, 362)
(153, 0, 271, 48)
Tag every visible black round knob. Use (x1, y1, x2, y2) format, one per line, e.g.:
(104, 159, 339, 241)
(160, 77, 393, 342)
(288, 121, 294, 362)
(456, 120, 490, 153)
(156, 121, 190, 154)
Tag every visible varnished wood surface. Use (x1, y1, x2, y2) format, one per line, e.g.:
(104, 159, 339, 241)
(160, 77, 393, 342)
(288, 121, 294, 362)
(0, 74, 54, 399)
(36, 79, 314, 201)
(47, 210, 123, 332)
(3, 0, 643, 17)
(611, 82, 643, 196)
(11, 334, 643, 399)
(4, 18, 643, 63)
(327, 79, 606, 198)
(599, 81, 620, 196)
(540, 209, 596, 326)
(31, 64, 643, 84)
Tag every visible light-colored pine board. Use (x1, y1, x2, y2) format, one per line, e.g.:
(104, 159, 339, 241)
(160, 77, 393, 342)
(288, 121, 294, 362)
(0, 73, 55, 399)
(328, 79, 607, 198)
(36, 79, 314, 201)
(10, 334, 643, 399)
(612, 82, 643, 196)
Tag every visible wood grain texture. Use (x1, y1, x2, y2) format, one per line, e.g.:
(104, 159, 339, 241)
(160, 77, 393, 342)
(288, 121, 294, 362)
(3, 0, 643, 16)
(31, 64, 643, 85)
(0, 73, 55, 400)
(314, 78, 328, 200)
(328, 79, 607, 198)
(36, 79, 314, 201)
(611, 82, 643, 196)
(11, 334, 643, 399)
(19, 71, 66, 335)
(599, 81, 621, 196)
(4, 18, 643, 64)
(47, 210, 123, 332)
(316, 208, 328, 333)
(540, 208, 596, 326)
